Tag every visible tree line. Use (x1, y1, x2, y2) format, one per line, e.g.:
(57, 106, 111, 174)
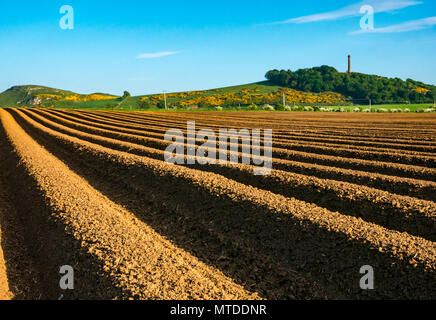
(265, 66, 436, 104)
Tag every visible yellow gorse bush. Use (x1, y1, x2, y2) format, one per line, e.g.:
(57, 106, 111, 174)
(413, 87, 430, 94)
(62, 94, 119, 101)
(140, 88, 345, 107)
(36, 93, 118, 102)
(36, 94, 62, 100)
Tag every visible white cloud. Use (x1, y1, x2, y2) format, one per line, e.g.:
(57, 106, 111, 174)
(137, 51, 180, 59)
(275, 0, 421, 24)
(351, 16, 436, 33)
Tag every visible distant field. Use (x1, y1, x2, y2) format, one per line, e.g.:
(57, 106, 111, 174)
(56, 103, 435, 113)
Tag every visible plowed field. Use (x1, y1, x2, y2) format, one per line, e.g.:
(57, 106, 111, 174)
(0, 108, 435, 300)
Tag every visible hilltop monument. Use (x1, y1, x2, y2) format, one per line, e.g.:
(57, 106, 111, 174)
(348, 55, 351, 73)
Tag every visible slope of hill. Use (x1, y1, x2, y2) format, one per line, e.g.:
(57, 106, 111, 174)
(0, 86, 75, 107)
(121, 81, 287, 109)
(1, 67, 435, 110)
(266, 66, 436, 104)
(0, 82, 293, 109)
(122, 81, 346, 110)
(0, 85, 119, 108)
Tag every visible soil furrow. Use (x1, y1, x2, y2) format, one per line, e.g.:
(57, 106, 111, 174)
(17, 108, 436, 241)
(33, 109, 436, 182)
(0, 109, 260, 300)
(8, 109, 436, 299)
(66, 110, 436, 156)
(55, 110, 436, 165)
(25, 109, 436, 202)
(78, 110, 436, 152)
(109, 111, 436, 137)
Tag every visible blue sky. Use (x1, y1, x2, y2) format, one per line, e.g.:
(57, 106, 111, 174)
(0, 0, 435, 95)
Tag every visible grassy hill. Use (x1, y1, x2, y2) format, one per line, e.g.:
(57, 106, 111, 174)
(0, 85, 75, 107)
(119, 81, 285, 109)
(0, 85, 119, 108)
(1, 68, 435, 112)
(0, 81, 287, 110)
(266, 66, 436, 105)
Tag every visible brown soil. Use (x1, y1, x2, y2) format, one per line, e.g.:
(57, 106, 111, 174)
(1, 108, 435, 300)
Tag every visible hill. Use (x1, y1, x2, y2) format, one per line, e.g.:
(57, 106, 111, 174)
(0, 85, 73, 107)
(266, 66, 436, 104)
(1, 67, 435, 110)
(102, 81, 345, 110)
(0, 82, 302, 109)
(0, 85, 119, 108)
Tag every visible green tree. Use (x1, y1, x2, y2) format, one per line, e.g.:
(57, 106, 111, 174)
(265, 66, 436, 104)
(275, 104, 285, 111)
(122, 91, 131, 100)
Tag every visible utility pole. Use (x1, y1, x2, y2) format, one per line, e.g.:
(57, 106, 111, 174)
(433, 89, 436, 107)
(163, 90, 167, 110)
(369, 98, 372, 112)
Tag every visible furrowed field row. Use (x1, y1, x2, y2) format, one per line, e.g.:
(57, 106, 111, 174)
(24, 111, 436, 201)
(16, 109, 436, 242)
(0, 109, 261, 300)
(163, 111, 436, 127)
(114, 111, 436, 136)
(70, 110, 436, 154)
(84, 110, 436, 147)
(31, 109, 436, 182)
(8, 109, 436, 300)
(46, 110, 436, 168)
(108, 110, 436, 129)
(10, 110, 331, 300)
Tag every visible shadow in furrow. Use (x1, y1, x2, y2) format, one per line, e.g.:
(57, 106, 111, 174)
(0, 115, 133, 300)
(9, 109, 436, 300)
